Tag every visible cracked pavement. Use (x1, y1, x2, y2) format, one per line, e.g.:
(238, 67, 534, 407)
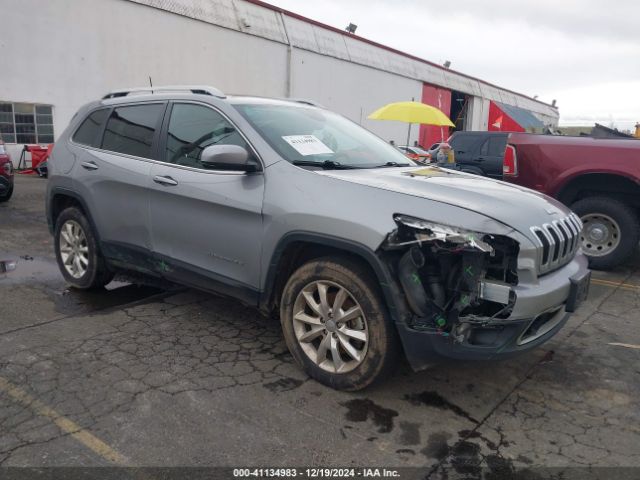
(1, 176, 639, 475)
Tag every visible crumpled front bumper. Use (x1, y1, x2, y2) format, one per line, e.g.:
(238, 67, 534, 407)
(396, 252, 590, 370)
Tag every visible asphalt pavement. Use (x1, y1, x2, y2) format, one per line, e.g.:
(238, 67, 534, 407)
(1, 175, 639, 478)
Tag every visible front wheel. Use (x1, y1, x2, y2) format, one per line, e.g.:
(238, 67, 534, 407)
(0, 185, 13, 202)
(54, 207, 113, 289)
(571, 196, 640, 270)
(280, 257, 398, 391)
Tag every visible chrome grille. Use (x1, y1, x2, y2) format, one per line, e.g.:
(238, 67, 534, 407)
(531, 213, 582, 274)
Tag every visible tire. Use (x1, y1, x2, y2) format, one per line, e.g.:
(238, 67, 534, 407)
(571, 196, 640, 270)
(54, 207, 113, 289)
(0, 185, 13, 202)
(280, 256, 398, 391)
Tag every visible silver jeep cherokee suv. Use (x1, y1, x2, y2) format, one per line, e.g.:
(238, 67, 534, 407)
(47, 85, 590, 390)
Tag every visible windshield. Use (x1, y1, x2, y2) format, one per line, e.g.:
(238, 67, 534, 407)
(234, 103, 414, 169)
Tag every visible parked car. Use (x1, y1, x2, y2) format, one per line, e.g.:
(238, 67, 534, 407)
(448, 131, 509, 178)
(0, 140, 14, 202)
(46, 86, 590, 390)
(426, 142, 442, 159)
(398, 145, 431, 164)
(503, 133, 640, 270)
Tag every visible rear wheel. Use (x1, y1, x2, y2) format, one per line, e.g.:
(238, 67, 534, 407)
(280, 257, 398, 391)
(571, 196, 640, 270)
(54, 207, 113, 289)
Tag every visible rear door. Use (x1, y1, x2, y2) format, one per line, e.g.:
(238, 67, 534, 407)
(148, 101, 265, 304)
(476, 134, 508, 178)
(72, 102, 166, 272)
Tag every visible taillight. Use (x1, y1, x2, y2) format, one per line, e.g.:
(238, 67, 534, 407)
(503, 145, 518, 176)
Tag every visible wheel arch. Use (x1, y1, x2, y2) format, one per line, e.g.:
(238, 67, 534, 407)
(48, 188, 100, 240)
(259, 232, 404, 323)
(556, 172, 640, 208)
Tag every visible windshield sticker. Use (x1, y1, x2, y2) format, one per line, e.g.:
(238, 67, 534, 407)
(282, 135, 334, 156)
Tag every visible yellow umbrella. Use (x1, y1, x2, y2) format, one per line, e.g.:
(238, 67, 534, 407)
(368, 101, 455, 146)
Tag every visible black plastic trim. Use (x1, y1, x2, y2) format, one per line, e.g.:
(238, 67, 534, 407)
(47, 187, 99, 239)
(102, 241, 260, 307)
(259, 231, 404, 323)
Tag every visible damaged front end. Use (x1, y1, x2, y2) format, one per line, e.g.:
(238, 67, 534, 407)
(381, 214, 520, 349)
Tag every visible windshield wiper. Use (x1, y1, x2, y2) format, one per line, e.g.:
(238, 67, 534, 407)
(374, 161, 412, 168)
(292, 160, 357, 170)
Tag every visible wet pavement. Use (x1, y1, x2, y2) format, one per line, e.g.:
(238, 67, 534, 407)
(1, 176, 639, 477)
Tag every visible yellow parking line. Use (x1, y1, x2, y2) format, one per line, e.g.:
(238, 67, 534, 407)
(590, 278, 640, 292)
(0, 376, 126, 463)
(608, 342, 640, 350)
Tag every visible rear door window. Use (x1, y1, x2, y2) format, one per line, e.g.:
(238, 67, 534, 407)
(101, 104, 164, 159)
(73, 109, 110, 147)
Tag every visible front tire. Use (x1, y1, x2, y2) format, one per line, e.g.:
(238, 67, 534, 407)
(571, 196, 640, 270)
(280, 257, 398, 391)
(54, 207, 113, 289)
(0, 185, 13, 202)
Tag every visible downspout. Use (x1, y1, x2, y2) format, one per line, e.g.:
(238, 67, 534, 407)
(279, 11, 293, 98)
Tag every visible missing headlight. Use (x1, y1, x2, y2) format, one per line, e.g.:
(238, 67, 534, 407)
(381, 214, 520, 340)
(388, 214, 494, 253)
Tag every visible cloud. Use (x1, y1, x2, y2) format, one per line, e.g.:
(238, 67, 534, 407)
(267, 0, 639, 129)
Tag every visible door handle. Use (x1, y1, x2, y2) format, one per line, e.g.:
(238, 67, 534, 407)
(80, 161, 99, 170)
(153, 175, 178, 186)
(476, 157, 486, 161)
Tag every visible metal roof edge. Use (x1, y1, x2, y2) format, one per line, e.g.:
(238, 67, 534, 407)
(243, 0, 557, 110)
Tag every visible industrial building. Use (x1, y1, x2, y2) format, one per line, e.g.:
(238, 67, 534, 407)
(1, 0, 559, 162)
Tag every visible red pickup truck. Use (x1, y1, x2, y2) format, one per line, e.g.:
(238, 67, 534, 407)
(502, 133, 640, 270)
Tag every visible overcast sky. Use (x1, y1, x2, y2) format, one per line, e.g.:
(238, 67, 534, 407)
(268, 0, 640, 131)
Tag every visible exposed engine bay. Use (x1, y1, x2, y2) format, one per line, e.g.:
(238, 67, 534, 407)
(381, 215, 520, 345)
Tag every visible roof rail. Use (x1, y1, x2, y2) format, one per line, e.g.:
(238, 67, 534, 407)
(289, 98, 325, 108)
(102, 85, 226, 100)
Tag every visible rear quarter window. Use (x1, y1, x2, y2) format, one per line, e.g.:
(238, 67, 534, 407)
(480, 136, 507, 156)
(73, 109, 110, 147)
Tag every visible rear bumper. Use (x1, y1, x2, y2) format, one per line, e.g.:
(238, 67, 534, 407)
(397, 253, 590, 370)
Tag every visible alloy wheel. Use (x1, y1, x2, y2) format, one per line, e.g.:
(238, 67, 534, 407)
(292, 280, 369, 374)
(59, 220, 89, 278)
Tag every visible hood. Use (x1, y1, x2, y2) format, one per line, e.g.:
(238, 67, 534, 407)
(318, 166, 571, 239)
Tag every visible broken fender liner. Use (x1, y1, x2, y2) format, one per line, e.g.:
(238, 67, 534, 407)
(397, 247, 444, 317)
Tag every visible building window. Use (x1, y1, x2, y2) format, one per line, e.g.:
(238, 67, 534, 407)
(36, 105, 55, 143)
(0, 104, 14, 144)
(0, 101, 54, 144)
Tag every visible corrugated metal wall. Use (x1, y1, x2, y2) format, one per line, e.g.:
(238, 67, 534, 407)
(0, 0, 559, 160)
(127, 0, 559, 124)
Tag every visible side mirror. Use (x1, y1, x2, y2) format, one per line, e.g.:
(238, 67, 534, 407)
(200, 145, 257, 172)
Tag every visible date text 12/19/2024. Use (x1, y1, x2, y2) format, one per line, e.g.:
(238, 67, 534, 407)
(233, 468, 401, 478)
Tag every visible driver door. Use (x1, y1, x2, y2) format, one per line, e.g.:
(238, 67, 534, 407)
(148, 102, 265, 304)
